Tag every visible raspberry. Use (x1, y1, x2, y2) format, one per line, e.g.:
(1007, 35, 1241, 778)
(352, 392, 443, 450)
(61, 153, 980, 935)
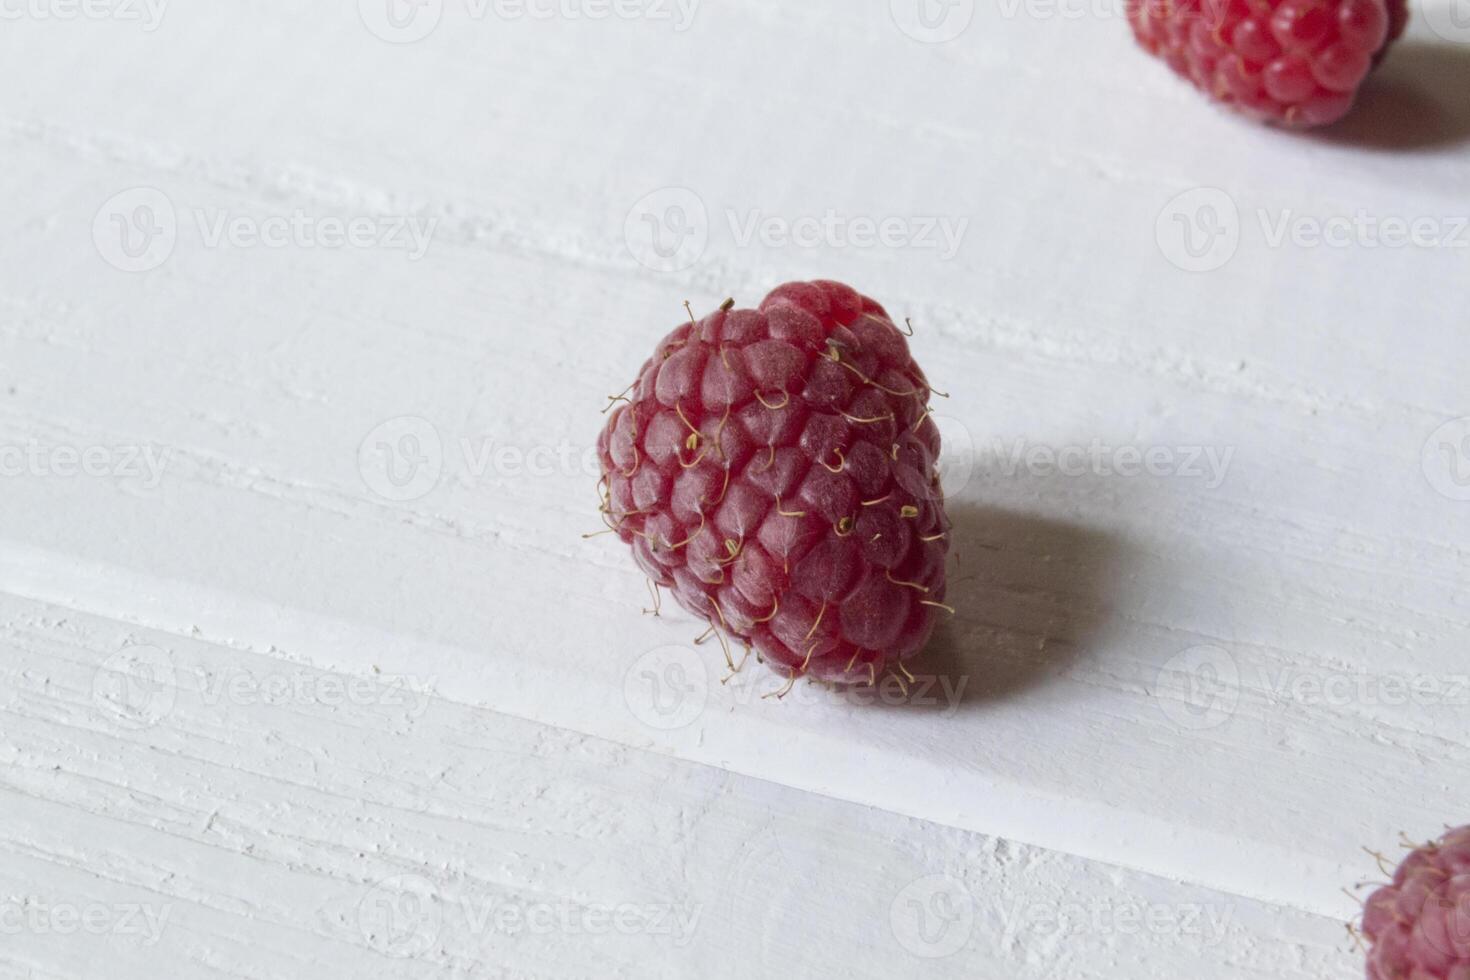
(596, 281, 950, 689)
(1128, 0, 1408, 128)
(1363, 826, 1470, 980)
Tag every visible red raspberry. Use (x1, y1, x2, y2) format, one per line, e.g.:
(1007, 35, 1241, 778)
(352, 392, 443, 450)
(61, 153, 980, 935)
(1128, 0, 1409, 128)
(1362, 826, 1470, 980)
(596, 281, 950, 689)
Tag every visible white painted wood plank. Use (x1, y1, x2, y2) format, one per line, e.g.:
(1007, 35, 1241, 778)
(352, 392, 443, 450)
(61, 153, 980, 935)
(2, 156, 1463, 917)
(0, 593, 1359, 979)
(0, 0, 1465, 937)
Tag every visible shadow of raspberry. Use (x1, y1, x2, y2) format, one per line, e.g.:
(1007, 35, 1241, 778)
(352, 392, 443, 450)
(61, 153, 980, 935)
(1313, 41, 1470, 151)
(896, 500, 1123, 714)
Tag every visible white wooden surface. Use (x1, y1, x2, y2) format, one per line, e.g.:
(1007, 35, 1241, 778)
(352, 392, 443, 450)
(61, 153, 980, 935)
(2, 1, 1468, 977)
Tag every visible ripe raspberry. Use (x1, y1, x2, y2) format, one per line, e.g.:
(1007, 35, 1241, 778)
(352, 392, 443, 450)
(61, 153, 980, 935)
(1363, 826, 1470, 980)
(596, 281, 950, 688)
(1128, 0, 1409, 128)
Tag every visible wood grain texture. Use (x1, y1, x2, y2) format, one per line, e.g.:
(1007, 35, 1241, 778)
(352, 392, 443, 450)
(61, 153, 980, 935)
(0, 0, 1466, 975)
(0, 594, 1357, 979)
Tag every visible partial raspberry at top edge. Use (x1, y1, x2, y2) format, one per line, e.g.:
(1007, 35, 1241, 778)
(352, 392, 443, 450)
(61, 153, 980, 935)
(1128, 0, 1409, 128)
(596, 281, 951, 687)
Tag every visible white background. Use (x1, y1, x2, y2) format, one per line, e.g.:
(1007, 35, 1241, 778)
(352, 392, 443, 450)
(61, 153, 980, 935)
(1, 0, 1469, 977)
